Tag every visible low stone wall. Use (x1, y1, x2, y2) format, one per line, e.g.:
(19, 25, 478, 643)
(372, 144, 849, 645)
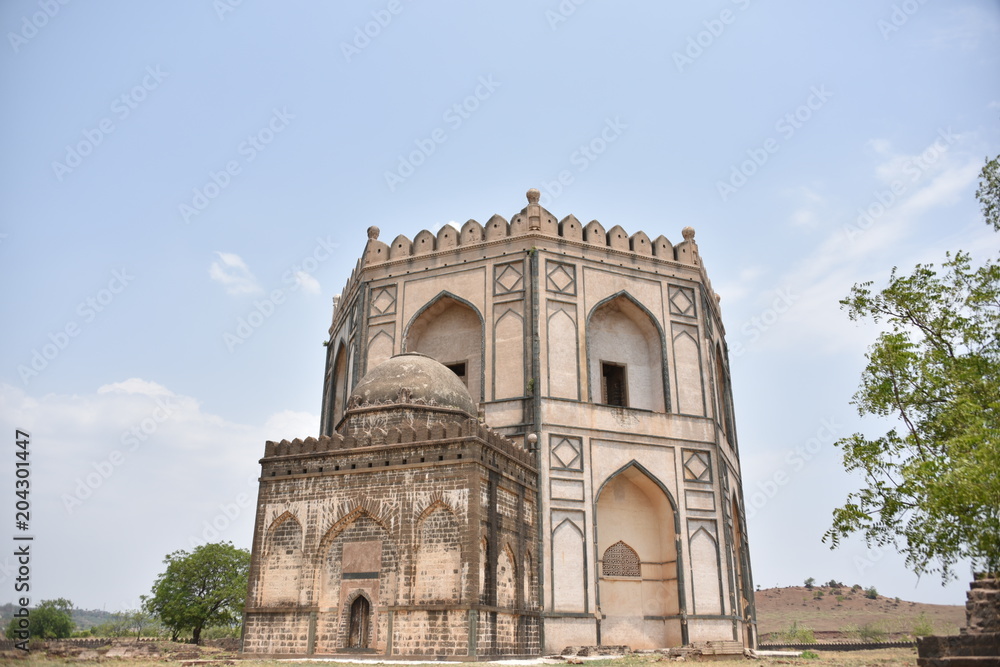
(918, 574, 1000, 666)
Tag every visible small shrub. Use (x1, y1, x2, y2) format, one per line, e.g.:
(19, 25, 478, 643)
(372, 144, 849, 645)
(911, 613, 935, 637)
(865, 586, 879, 600)
(844, 622, 888, 642)
(800, 650, 820, 659)
(836, 595, 845, 604)
(804, 577, 815, 589)
(825, 579, 844, 588)
(851, 584, 863, 592)
(779, 621, 816, 644)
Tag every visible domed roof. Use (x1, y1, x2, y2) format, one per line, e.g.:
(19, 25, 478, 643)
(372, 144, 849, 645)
(348, 353, 476, 416)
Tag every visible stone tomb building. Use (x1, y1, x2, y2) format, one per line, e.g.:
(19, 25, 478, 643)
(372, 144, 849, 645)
(242, 190, 757, 657)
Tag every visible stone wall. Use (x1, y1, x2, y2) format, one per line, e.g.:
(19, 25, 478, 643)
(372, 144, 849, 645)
(243, 415, 539, 658)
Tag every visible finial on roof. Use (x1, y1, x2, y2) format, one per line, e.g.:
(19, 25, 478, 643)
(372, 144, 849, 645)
(682, 226, 695, 241)
(527, 188, 540, 205)
(367, 226, 380, 240)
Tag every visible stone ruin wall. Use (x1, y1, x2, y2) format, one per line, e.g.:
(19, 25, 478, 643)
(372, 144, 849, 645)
(244, 425, 539, 657)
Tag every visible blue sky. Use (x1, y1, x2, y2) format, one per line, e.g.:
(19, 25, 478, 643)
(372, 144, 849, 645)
(1, 0, 998, 615)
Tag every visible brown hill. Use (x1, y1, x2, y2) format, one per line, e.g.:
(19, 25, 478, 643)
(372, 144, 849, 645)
(755, 585, 966, 642)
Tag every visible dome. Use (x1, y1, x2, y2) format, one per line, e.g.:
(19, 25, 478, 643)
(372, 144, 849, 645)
(348, 353, 477, 416)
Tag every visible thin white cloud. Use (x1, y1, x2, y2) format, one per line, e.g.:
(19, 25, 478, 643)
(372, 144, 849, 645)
(209, 252, 261, 295)
(292, 270, 321, 295)
(97, 378, 175, 397)
(0, 380, 319, 610)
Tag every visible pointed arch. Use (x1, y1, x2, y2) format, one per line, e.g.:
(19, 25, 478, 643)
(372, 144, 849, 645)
(731, 493, 751, 644)
(328, 342, 349, 428)
(403, 292, 485, 404)
(414, 502, 463, 603)
(551, 518, 587, 612)
(342, 589, 374, 649)
(367, 328, 394, 370)
(689, 526, 723, 616)
(497, 543, 517, 608)
(714, 342, 735, 441)
(493, 307, 524, 400)
(260, 512, 305, 607)
(586, 292, 669, 412)
(595, 461, 684, 648)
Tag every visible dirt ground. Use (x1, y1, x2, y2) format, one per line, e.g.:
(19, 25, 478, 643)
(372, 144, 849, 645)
(1, 646, 921, 667)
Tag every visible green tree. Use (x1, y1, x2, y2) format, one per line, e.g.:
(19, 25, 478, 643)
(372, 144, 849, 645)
(824, 158, 1000, 581)
(144, 542, 250, 644)
(5, 598, 75, 639)
(978, 155, 1000, 232)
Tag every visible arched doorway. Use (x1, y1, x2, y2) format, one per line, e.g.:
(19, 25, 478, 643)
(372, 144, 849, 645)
(348, 595, 370, 648)
(596, 463, 681, 648)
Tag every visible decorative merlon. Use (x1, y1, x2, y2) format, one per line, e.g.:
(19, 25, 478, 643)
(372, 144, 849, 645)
(360, 188, 700, 268)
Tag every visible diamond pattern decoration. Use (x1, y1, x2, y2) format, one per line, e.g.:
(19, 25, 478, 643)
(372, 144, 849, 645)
(550, 436, 583, 471)
(369, 285, 397, 317)
(546, 262, 577, 295)
(494, 262, 524, 295)
(669, 285, 696, 317)
(683, 450, 712, 482)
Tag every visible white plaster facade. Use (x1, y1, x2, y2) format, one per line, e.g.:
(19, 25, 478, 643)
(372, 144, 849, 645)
(319, 190, 756, 652)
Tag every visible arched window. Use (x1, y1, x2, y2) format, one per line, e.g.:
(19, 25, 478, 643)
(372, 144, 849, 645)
(588, 294, 665, 411)
(602, 540, 640, 577)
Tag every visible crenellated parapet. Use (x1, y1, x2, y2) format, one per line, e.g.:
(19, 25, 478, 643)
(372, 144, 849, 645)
(330, 189, 707, 329)
(358, 188, 700, 268)
(264, 417, 534, 468)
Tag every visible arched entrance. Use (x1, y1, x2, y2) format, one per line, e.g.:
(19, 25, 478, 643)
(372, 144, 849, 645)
(596, 463, 681, 648)
(347, 595, 370, 648)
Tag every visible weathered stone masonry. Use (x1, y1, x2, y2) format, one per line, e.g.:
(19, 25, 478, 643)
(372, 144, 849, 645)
(243, 355, 539, 658)
(244, 189, 757, 656)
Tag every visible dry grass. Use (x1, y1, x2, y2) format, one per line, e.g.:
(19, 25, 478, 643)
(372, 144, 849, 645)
(755, 586, 964, 639)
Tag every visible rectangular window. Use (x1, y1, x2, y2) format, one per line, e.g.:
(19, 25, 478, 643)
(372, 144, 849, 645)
(445, 361, 467, 386)
(601, 362, 627, 407)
